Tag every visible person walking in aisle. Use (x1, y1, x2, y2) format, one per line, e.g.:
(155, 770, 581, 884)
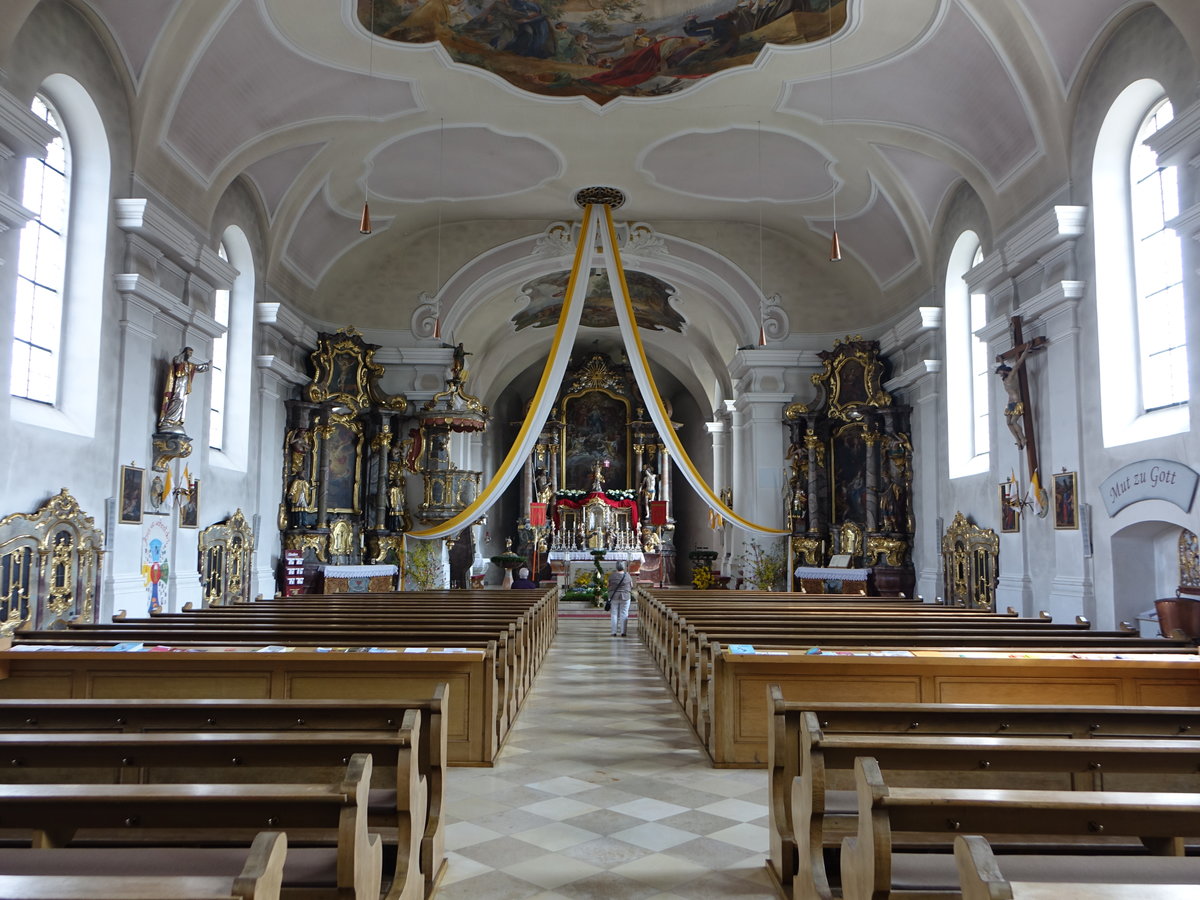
(608, 561, 633, 637)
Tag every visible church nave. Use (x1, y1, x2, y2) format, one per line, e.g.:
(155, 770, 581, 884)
(438, 614, 776, 899)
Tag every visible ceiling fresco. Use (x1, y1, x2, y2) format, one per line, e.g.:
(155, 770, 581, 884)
(360, 0, 847, 104)
(513, 270, 685, 331)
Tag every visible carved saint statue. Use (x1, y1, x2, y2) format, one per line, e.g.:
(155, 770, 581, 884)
(534, 467, 553, 504)
(158, 347, 211, 433)
(590, 460, 606, 492)
(638, 465, 657, 519)
(330, 519, 354, 558)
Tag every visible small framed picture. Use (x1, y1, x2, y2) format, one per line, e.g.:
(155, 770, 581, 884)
(1053, 471, 1078, 530)
(119, 465, 144, 524)
(999, 482, 1020, 533)
(179, 479, 199, 529)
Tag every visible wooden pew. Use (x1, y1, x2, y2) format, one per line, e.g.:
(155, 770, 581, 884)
(0, 720, 427, 900)
(63, 621, 527, 730)
(0, 830, 287, 900)
(954, 834, 1200, 900)
(766, 687, 1200, 893)
(684, 629, 1188, 750)
(787, 712, 1200, 900)
(0, 754, 382, 900)
(0, 691, 449, 897)
(0, 644, 499, 767)
(700, 644, 1200, 767)
(839, 756, 1200, 900)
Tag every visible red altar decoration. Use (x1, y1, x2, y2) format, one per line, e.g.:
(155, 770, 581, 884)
(648, 500, 668, 526)
(553, 492, 639, 531)
(529, 502, 547, 526)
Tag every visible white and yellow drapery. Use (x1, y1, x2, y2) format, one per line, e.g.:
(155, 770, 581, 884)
(408, 203, 787, 544)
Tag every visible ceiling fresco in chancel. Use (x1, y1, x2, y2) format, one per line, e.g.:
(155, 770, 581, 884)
(513, 270, 684, 331)
(359, 0, 847, 104)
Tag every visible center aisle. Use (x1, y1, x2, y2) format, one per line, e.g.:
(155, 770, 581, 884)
(437, 613, 778, 899)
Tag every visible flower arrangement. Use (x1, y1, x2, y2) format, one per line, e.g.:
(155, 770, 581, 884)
(564, 563, 606, 604)
(688, 548, 719, 591)
(736, 539, 787, 591)
(556, 489, 586, 499)
(604, 488, 636, 501)
(405, 539, 447, 590)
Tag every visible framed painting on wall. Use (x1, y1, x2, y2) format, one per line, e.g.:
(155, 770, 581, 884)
(999, 482, 1020, 533)
(119, 465, 144, 524)
(1054, 471, 1078, 530)
(179, 480, 199, 529)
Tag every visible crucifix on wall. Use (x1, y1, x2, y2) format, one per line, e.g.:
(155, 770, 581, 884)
(995, 315, 1047, 509)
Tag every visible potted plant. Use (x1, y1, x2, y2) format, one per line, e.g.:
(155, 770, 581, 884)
(736, 539, 786, 591)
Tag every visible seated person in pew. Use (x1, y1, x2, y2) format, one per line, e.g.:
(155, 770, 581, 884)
(0, 753, 382, 900)
(0, 830, 286, 900)
(840, 756, 1200, 900)
(955, 835, 1199, 900)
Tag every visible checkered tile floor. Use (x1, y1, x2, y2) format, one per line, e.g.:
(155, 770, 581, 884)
(438, 616, 777, 899)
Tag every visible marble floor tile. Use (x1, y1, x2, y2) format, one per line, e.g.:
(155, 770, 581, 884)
(437, 615, 777, 898)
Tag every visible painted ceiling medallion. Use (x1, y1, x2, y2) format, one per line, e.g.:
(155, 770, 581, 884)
(514, 270, 683, 331)
(359, 0, 847, 105)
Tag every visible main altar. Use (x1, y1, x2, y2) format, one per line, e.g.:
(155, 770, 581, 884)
(517, 352, 675, 586)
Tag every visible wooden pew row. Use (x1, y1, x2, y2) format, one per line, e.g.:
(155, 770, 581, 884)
(0, 754, 382, 899)
(633, 595, 1195, 763)
(162, 588, 559, 700)
(765, 688, 1200, 892)
(840, 756, 1200, 900)
(0, 830, 287, 900)
(110, 587, 558, 723)
(954, 835, 1199, 900)
(31, 622, 526, 751)
(638, 593, 961, 671)
(0, 727, 424, 900)
(681, 628, 1181, 749)
(784, 709, 1200, 900)
(685, 629, 1189, 748)
(649, 609, 1060, 689)
(709, 646, 1200, 766)
(0, 644, 501, 766)
(127, 613, 545, 705)
(0, 692, 448, 897)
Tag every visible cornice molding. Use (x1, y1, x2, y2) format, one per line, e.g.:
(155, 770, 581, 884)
(0, 86, 56, 160)
(1146, 91, 1200, 170)
(114, 198, 202, 269)
(879, 306, 941, 355)
(885, 359, 943, 392)
(968, 205, 1087, 294)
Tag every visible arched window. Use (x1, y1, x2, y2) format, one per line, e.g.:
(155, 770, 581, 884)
(1130, 100, 1187, 412)
(1094, 81, 1189, 446)
(946, 232, 989, 477)
(12, 95, 67, 404)
(209, 226, 253, 471)
(208, 243, 230, 450)
(10, 75, 109, 436)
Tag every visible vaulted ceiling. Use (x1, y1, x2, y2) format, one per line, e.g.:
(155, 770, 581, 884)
(13, 0, 1200, 336)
